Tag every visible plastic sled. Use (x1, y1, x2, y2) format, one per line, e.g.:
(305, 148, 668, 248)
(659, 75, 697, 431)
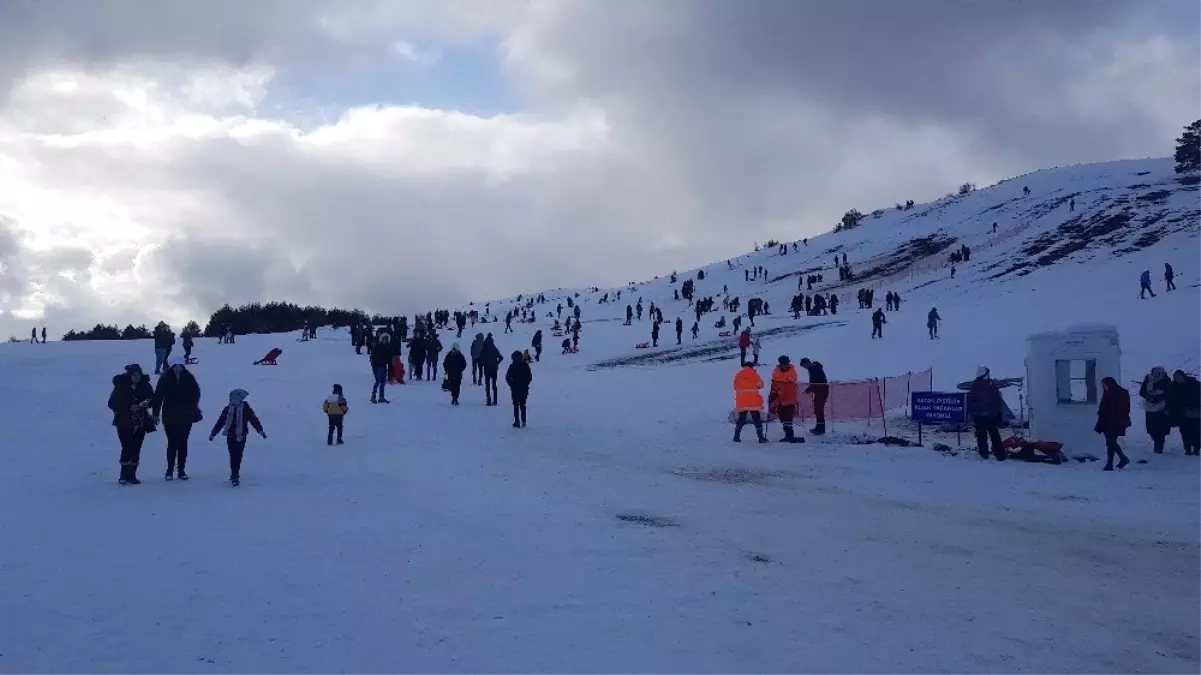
(184, 357, 199, 365)
(563, 347, 579, 354)
(254, 348, 283, 365)
(553, 331, 565, 337)
(635, 342, 650, 349)
(1002, 436, 1066, 464)
(718, 331, 732, 337)
(389, 357, 406, 384)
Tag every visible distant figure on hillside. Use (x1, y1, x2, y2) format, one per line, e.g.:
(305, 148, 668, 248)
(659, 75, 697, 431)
(531, 330, 543, 362)
(479, 334, 504, 407)
(885, 292, 895, 311)
(182, 332, 194, 362)
(1069, 198, 1075, 212)
(153, 324, 176, 374)
(30, 327, 36, 344)
(675, 318, 683, 345)
(951, 265, 957, 279)
(1165, 263, 1176, 291)
(691, 321, 699, 339)
(927, 307, 941, 339)
(651, 320, 660, 348)
(1139, 270, 1156, 299)
(1023, 186, 1030, 196)
(871, 308, 886, 339)
(40, 327, 46, 344)
(829, 294, 838, 315)
(992, 222, 998, 234)
(625, 305, 633, 325)
(636, 301, 643, 321)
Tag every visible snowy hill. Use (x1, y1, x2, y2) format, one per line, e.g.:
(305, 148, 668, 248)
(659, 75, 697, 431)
(0, 157, 1198, 673)
(470, 157, 1200, 385)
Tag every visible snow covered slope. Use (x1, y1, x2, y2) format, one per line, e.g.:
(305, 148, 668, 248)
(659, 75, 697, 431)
(0, 157, 1197, 673)
(471, 157, 1200, 386)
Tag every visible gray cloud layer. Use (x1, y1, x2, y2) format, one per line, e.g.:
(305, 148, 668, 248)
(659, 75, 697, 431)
(0, 0, 1195, 337)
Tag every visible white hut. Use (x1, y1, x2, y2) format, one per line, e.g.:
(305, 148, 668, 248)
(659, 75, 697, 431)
(1025, 324, 1121, 453)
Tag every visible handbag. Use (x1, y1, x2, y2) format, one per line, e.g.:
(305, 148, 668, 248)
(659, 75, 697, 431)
(441, 378, 451, 391)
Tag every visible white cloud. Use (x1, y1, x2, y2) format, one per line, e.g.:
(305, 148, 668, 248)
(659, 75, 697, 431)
(0, 0, 1195, 339)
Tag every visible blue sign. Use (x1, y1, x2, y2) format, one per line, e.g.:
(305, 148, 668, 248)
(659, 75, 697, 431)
(911, 391, 967, 424)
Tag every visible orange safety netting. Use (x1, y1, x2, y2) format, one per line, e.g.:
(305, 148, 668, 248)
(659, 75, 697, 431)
(791, 368, 932, 422)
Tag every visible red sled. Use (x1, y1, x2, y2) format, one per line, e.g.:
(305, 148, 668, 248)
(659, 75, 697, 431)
(253, 348, 283, 365)
(635, 342, 650, 349)
(563, 347, 579, 354)
(1002, 436, 1066, 464)
(389, 357, 406, 384)
(718, 331, 732, 337)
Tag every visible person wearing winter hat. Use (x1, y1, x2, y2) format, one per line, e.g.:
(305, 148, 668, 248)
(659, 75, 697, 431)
(505, 350, 533, 427)
(209, 389, 266, 486)
(969, 367, 1006, 460)
(322, 384, 348, 445)
(1139, 366, 1172, 454)
(442, 343, 468, 405)
(108, 364, 155, 484)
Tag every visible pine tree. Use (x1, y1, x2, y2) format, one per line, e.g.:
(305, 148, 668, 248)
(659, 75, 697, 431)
(1175, 119, 1200, 174)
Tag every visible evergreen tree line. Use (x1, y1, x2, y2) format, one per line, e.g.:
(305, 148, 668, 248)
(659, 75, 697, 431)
(61, 301, 375, 342)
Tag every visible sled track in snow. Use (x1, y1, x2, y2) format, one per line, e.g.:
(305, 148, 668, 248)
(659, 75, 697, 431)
(587, 321, 846, 370)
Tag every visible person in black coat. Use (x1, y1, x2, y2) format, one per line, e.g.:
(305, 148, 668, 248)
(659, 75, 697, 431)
(531, 330, 543, 362)
(108, 364, 156, 484)
(1169, 370, 1201, 455)
(505, 350, 533, 427)
(152, 362, 201, 480)
(426, 334, 443, 381)
(408, 333, 426, 382)
(370, 334, 394, 403)
(797, 358, 829, 435)
(181, 332, 195, 361)
(675, 317, 683, 345)
(442, 344, 468, 405)
(479, 334, 504, 406)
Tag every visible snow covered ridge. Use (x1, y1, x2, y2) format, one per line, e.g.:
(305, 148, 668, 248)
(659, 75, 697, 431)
(467, 156, 1199, 389)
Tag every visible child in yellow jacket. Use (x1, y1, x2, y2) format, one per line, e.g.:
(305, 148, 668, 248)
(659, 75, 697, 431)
(322, 384, 349, 445)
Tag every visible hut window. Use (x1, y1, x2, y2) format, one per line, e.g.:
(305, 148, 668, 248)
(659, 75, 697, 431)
(1055, 359, 1097, 404)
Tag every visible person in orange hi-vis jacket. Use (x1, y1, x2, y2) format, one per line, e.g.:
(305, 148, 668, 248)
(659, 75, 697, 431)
(770, 355, 805, 443)
(733, 361, 768, 443)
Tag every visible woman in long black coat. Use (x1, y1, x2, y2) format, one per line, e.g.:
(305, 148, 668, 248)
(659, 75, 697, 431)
(108, 364, 156, 484)
(153, 362, 202, 480)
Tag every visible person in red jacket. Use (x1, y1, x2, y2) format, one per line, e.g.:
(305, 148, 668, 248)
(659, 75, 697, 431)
(209, 389, 266, 486)
(738, 328, 751, 364)
(1095, 377, 1131, 471)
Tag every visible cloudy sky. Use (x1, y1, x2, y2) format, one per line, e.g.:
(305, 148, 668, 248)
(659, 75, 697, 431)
(0, 0, 1196, 337)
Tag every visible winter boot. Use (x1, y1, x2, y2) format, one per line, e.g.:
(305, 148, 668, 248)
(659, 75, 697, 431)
(177, 470, 189, 481)
(1102, 464, 1114, 471)
(1117, 456, 1130, 469)
(230, 474, 240, 487)
(165, 470, 174, 481)
(370, 395, 377, 404)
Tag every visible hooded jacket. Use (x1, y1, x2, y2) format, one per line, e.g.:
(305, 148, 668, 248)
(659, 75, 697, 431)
(211, 390, 264, 441)
(505, 352, 533, 393)
(443, 348, 468, 380)
(479, 336, 504, 373)
(470, 334, 485, 360)
(152, 366, 201, 426)
(108, 372, 155, 429)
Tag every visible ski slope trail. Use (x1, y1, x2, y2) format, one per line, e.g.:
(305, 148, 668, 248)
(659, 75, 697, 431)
(1, 327, 1198, 673)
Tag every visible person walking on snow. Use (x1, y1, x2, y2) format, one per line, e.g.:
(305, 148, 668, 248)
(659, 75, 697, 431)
(370, 333, 393, 403)
(1139, 367, 1172, 454)
(426, 333, 443, 381)
(735, 328, 750, 364)
(927, 307, 941, 339)
(1165, 263, 1176, 291)
(969, 367, 1007, 461)
(732, 362, 768, 443)
(651, 320, 660, 347)
(1095, 377, 1131, 470)
(675, 317, 683, 345)
(625, 305, 633, 325)
(871, 308, 886, 339)
(40, 327, 46, 344)
(691, 321, 699, 339)
(182, 331, 194, 362)
(208, 389, 266, 487)
(1139, 269, 1156, 298)
(470, 333, 485, 385)
(109, 364, 155, 485)
(480, 334, 504, 406)
(505, 350, 533, 428)
(322, 384, 348, 445)
(770, 356, 805, 443)
(532, 330, 543, 362)
(443, 343, 468, 405)
(152, 361, 201, 481)
(751, 337, 761, 366)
